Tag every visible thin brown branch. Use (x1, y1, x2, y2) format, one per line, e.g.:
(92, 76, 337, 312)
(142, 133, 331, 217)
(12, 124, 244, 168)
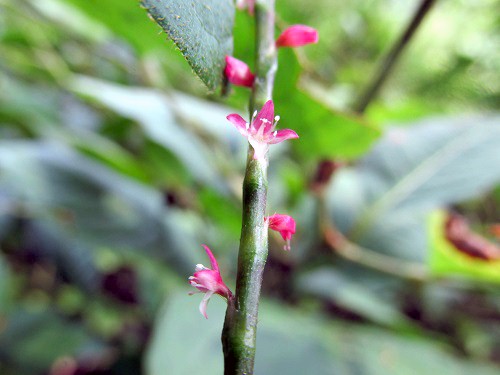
(353, 0, 438, 114)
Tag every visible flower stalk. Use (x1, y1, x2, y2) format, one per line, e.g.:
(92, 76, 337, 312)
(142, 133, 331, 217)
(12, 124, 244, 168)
(222, 1, 277, 373)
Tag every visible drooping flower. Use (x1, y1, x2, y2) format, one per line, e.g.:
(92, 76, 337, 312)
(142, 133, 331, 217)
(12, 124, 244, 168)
(236, 0, 255, 15)
(226, 100, 299, 160)
(225, 56, 255, 88)
(276, 25, 319, 48)
(188, 244, 232, 319)
(266, 214, 296, 251)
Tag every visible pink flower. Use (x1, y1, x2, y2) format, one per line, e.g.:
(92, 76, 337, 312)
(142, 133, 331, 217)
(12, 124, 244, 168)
(276, 25, 319, 48)
(236, 0, 255, 15)
(225, 56, 255, 88)
(189, 244, 232, 319)
(226, 100, 299, 160)
(266, 214, 296, 251)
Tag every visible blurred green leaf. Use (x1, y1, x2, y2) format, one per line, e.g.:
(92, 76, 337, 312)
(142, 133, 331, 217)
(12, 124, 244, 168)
(21, 219, 102, 293)
(140, 0, 234, 91)
(146, 292, 500, 375)
(70, 76, 230, 193)
(0, 254, 10, 312)
(328, 114, 500, 261)
(0, 141, 199, 273)
(297, 267, 410, 327)
(274, 49, 380, 161)
(0, 308, 108, 374)
(429, 210, 500, 283)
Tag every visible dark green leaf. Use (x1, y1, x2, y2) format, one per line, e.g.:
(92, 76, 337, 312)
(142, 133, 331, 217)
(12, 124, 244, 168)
(140, 0, 234, 91)
(0, 141, 199, 274)
(0, 308, 108, 373)
(297, 267, 410, 327)
(146, 292, 500, 375)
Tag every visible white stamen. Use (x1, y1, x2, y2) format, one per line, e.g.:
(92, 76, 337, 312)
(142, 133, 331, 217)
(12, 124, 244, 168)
(195, 263, 207, 272)
(252, 110, 258, 118)
(273, 131, 277, 137)
(261, 118, 269, 124)
(274, 115, 280, 122)
(245, 122, 250, 130)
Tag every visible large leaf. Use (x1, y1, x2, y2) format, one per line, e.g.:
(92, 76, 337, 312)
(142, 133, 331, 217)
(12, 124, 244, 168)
(140, 0, 234, 91)
(146, 292, 500, 375)
(328, 115, 500, 261)
(70, 76, 233, 193)
(296, 267, 411, 327)
(0, 140, 199, 274)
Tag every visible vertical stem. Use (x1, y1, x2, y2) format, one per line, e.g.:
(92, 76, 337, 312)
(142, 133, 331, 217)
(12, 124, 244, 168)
(222, 1, 277, 374)
(353, 0, 437, 114)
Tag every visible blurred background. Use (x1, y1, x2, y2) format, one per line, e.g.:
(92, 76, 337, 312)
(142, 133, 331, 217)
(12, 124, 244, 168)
(0, 0, 499, 374)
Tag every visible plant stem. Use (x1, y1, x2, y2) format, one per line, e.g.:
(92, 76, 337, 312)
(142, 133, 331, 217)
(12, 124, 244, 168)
(353, 0, 437, 114)
(222, 1, 277, 374)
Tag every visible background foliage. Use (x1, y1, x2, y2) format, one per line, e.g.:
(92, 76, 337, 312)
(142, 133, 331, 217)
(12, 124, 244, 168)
(0, 0, 499, 374)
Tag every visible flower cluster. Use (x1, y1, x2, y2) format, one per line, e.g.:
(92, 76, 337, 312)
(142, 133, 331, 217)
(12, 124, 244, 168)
(189, 9, 318, 319)
(225, 25, 318, 88)
(189, 101, 299, 318)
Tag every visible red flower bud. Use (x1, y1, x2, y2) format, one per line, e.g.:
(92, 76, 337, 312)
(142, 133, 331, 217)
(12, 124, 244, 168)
(224, 56, 254, 88)
(266, 214, 296, 251)
(276, 25, 319, 48)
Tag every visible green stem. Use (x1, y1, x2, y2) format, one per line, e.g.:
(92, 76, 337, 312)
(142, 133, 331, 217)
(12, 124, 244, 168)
(222, 1, 277, 374)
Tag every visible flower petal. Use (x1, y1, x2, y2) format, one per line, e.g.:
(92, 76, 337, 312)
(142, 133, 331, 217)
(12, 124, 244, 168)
(224, 56, 254, 87)
(236, 0, 255, 15)
(267, 129, 299, 144)
(199, 291, 214, 319)
(276, 25, 319, 48)
(227, 114, 250, 137)
(266, 214, 296, 250)
(253, 100, 274, 133)
(201, 244, 219, 272)
(267, 214, 296, 234)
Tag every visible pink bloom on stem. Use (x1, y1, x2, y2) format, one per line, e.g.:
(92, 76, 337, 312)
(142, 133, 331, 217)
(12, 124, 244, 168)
(236, 0, 255, 15)
(266, 214, 296, 251)
(276, 25, 319, 48)
(225, 56, 255, 88)
(188, 244, 232, 319)
(226, 100, 299, 160)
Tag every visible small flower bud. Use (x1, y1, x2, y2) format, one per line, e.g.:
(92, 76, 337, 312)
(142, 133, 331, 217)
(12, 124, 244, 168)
(276, 25, 319, 48)
(266, 214, 296, 251)
(224, 56, 255, 88)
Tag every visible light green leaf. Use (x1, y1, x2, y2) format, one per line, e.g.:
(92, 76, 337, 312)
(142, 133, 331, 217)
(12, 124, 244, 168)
(70, 75, 229, 193)
(140, 0, 234, 91)
(274, 49, 380, 160)
(429, 210, 500, 283)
